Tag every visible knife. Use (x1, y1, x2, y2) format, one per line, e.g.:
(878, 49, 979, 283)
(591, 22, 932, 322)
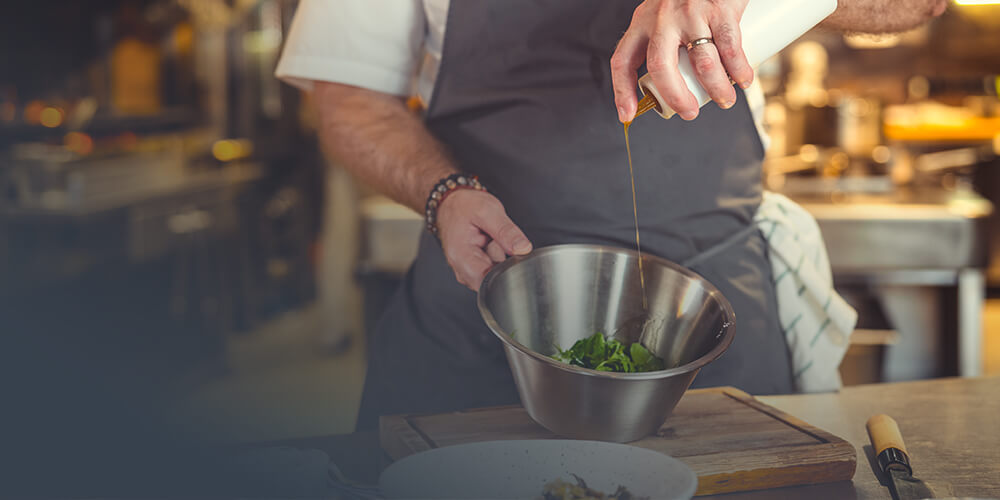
(866, 414, 936, 500)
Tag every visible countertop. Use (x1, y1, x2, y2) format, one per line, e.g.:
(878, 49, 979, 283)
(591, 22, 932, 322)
(275, 376, 1000, 499)
(721, 376, 1000, 499)
(786, 187, 992, 271)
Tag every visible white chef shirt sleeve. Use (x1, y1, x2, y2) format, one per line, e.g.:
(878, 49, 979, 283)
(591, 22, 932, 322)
(275, 0, 425, 96)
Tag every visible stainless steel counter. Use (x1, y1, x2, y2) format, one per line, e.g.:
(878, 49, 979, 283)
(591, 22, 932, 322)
(786, 187, 992, 379)
(358, 196, 423, 275)
(791, 188, 991, 271)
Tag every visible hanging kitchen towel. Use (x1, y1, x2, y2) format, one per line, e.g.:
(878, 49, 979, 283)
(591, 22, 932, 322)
(755, 192, 858, 393)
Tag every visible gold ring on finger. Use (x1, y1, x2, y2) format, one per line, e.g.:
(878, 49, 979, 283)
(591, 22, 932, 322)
(685, 37, 715, 51)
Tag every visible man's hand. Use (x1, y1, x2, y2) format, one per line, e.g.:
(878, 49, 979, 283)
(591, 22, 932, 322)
(436, 189, 533, 291)
(611, 0, 752, 123)
(313, 81, 532, 291)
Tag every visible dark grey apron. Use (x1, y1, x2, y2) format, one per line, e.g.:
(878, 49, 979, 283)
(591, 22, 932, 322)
(356, 0, 792, 430)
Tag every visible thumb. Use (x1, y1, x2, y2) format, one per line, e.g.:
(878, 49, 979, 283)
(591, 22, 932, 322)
(475, 204, 532, 256)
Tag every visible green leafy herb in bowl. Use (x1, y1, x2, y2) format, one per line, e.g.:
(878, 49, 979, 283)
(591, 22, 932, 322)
(551, 332, 665, 373)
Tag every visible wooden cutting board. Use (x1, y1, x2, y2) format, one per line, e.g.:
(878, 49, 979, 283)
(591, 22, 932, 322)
(380, 387, 856, 496)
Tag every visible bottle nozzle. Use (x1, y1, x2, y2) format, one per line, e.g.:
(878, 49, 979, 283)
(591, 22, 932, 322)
(634, 94, 659, 120)
(637, 74, 678, 120)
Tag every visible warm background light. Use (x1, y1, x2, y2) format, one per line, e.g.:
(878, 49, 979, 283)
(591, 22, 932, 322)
(23, 100, 45, 124)
(212, 138, 252, 162)
(39, 106, 64, 128)
(64, 132, 94, 155)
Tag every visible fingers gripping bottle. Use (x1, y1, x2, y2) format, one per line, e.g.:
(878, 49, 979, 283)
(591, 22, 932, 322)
(637, 0, 837, 119)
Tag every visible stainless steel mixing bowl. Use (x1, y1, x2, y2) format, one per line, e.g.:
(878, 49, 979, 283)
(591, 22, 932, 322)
(477, 244, 736, 442)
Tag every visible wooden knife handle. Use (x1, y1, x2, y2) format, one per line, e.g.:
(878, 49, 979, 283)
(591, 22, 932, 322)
(867, 414, 907, 455)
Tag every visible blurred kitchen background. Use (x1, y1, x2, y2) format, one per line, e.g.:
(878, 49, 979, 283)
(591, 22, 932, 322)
(2, 0, 999, 445)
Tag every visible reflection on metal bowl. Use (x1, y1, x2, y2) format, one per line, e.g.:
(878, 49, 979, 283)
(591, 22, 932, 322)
(477, 244, 736, 442)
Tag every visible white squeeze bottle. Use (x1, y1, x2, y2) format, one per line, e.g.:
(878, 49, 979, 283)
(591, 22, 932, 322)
(636, 0, 838, 119)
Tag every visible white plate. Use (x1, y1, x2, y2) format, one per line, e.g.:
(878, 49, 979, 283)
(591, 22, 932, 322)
(379, 439, 697, 499)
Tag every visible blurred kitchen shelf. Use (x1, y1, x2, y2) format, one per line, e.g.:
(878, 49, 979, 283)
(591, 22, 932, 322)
(0, 108, 201, 145)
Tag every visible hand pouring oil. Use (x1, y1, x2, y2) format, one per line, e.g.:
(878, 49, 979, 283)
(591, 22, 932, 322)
(621, 0, 837, 310)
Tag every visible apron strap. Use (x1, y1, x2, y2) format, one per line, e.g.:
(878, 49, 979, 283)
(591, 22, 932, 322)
(681, 224, 759, 269)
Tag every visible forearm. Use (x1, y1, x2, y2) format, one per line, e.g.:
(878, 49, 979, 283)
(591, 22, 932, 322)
(314, 81, 456, 213)
(821, 0, 947, 34)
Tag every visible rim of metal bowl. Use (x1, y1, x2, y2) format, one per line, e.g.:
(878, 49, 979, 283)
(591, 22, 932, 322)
(477, 243, 736, 381)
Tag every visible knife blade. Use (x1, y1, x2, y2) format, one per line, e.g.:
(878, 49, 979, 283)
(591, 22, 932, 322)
(866, 414, 937, 500)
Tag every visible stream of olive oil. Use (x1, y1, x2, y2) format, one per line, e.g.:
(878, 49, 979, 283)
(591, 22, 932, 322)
(624, 94, 659, 311)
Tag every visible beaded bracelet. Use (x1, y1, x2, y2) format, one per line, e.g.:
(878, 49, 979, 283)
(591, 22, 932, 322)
(425, 173, 486, 236)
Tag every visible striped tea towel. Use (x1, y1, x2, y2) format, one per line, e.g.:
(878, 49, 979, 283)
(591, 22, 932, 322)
(755, 192, 858, 393)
